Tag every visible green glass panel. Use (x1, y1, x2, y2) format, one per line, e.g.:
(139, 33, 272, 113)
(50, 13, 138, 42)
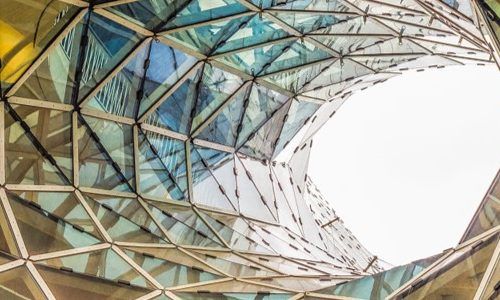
(123, 248, 221, 287)
(10, 191, 101, 238)
(0, 266, 46, 300)
(37, 264, 152, 300)
(0, 0, 79, 90)
(38, 248, 155, 288)
(5, 109, 68, 185)
(83, 194, 169, 244)
(8, 192, 101, 255)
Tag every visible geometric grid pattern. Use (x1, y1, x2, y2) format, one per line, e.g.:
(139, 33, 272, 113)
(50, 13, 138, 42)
(0, 0, 499, 299)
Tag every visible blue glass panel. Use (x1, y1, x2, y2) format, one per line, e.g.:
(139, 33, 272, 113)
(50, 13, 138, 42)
(78, 13, 142, 102)
(145, 66, 203, 134)
(195, 84, 251, 146)
(163, 0, 248, 30)
(138, 40, 198, 117)
(271, 11, 353, 33)
(214, 15, 290, 54)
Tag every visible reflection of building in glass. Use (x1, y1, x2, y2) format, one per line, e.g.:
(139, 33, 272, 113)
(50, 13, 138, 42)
(0, 0, 499, 299)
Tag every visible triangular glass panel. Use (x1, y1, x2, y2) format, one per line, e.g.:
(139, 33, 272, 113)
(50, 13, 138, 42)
(196, 83, 251, 147)
(123, 248, 222, 287)
(213, 14, 290, 54)
(7, 192, 102, 255)
(37, 264, 153, 300)
(174, 291, 292, 300)
(174, 278, 291, 293)
(5, 0, 80, 100)
(255, 0, 349, 10)
(271, 11, 354, 34)
(164, 14, 253, 55)
(138, 40, 198, 117)
(83, 194, 169, 244)
(351, 54, 424, 71)
(77, 13, 143, 102)
(216, 39, 295, 76)
(191, 63, 244, 132)
(145, 66, 203, 135)
(85, 41, 150, 118)
(234, 156, 277, 222)
(77, 115, 132, 192)
(190, 145, 237, 212)
(82, 192, 165, 237)
(195, 146, 239, 209)
(0, 266, 46, 299)
(261, 40, 333, 75)
(122, 246, 224, 276)
(10, 191, 102, 238)
(188, 249, 279, 277)
(145, 200, 225, 248)
(274, 100, 320, 156)
(5, 108, 69, 185)
(137, 130, 186, 201)
(235, 83, 289, 147)
(239, 100, 291, 159)
(107, 0, 191, 31)
(163, 0, 249, 31)
(38, 248, 155, 288)
(9, 104, 72, 180)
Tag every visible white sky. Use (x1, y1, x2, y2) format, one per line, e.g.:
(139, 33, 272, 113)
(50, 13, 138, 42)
(308, 65, 500, 266)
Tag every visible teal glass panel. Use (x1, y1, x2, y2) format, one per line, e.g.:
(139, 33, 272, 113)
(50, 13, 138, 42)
(8, 193, 101, 255)
(163, 0, 249, 30)
(137, 130, 187, 201)
(216, 40, 294, 76)
(273, 100, 320, 155)
(262, 40, 333, 75)
(196, 84, 251, 146)
(145, 66, 202, 134)
(83, 194, 169, 244)
(191, 63, 244, 132)
(108, 0, 190, 30)
(123, 248, 222, 287)
(78, 13, 143, 102)
(165, 15, 252, 54)
(86, 42, 150, 118)
(38, 249, 155, 288)
(213, 14, 290, 54)
(138, 40, 198, 117)
(83, 115, 135, 190)
(236, 83, 289, 147)
(251, 0, 349, 10)
(174, 292, 292, 300)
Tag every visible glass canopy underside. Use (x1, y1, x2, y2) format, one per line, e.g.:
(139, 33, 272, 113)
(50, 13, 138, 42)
(0, 0, 499, 299)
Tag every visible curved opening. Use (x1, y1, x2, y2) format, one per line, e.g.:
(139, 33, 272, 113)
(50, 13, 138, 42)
(309, 64, 500, 265)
